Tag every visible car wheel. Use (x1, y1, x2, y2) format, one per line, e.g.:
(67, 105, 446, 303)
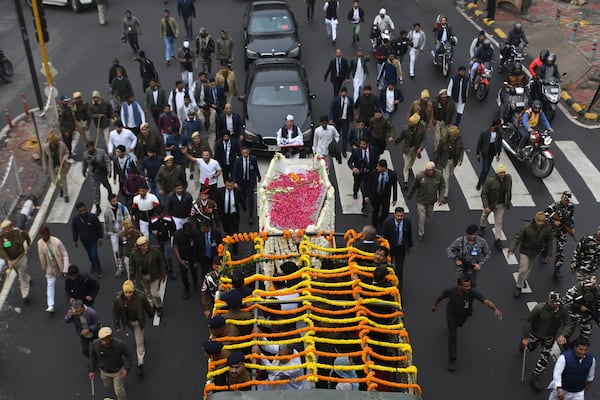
(70, 0, 82, 13)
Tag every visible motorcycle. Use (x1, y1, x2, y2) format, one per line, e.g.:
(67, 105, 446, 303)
(472, 61, 493, 101)
(432, 38, 456, 77)
(502, 124, 554, 178)
(370, 25, 391, 52)
(541, 75, 561, 122)
(0, 49, 13, 83)
(496, 81, 529, 123)
(500, 44, 526, 73)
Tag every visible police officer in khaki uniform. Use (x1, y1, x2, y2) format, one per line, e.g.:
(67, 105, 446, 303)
(0, 220, 32, 302)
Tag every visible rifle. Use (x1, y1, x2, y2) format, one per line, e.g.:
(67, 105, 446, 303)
(549, 211, 576, 241)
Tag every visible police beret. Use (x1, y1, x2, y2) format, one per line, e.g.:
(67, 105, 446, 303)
(208, 315, 226, 329)
(227, 351, 245, 366)
(203, 340, 224, 355)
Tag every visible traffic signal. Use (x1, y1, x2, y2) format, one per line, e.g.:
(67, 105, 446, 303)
(31, 0, 49, 43)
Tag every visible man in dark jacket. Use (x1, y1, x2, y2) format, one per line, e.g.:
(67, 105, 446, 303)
(564, 275, 600, 341)
(129, 236, 166, 316)
(144, 79, 167, 126)
(89, 326, 132, 400)
(381, 207, 413, 291)
(65, 265, 100, 307)
(447, 66, 469, 126)
(433, 125, 464, 203)
(520, 291, 571, 391)
(329, 87, 354, 157)
(324, 49, 350, 97)
(432, 89, 457, 153)
(216, 178, 246, 253)
(165, 182, 193, 230)
(65, 299, 101, 358)
(134, 51, 159, 93)
(348, 138, 378, 214)
(173, 222, 202, 299)
(177, 0, 196, 39)
(353, 85, 379, 128)
(214, 131, 241, 182)
(199, 221, 223, 279)
(475, 120, 502, 190)
(218, 103, 243, 141)
(112, 280, 153, 376)
(509, 211, 554, 298)
(71, 202, 104, 278)
(378, 81, 404, 122)
(232, 147, 261, 224)
(479, 163, 512, 248)
(394, 113, 426, 189)
(364, 159, 397, 230)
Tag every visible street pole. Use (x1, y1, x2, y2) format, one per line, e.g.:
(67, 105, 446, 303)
(14, 0, 43, 109)
(30, 0, 53, 88)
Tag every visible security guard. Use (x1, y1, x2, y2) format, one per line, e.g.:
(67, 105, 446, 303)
(571, 226, 600, 283)
(564, 276, 600, 341)
(0, 220, 32, 303)
(544, 191, 575, 279)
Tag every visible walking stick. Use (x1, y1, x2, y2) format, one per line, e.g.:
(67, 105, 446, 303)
(90, 375, 95, 400)
(521, 347, 527, 382)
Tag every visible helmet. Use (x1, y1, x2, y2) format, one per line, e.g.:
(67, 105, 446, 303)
(513, 62, 522, 72)
(539, 48, 550, 60)
(483, 38, 491, 46)
(547, 53, 556, 64)
(379, 8, 386, 15)
(532, 100, 542, 111)
(514, 22, 522, 30)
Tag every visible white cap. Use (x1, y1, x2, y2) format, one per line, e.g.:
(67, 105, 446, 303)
(183, 40, 190, 48)
(379, 8, 386, 15)
(286, 114, 294, 121)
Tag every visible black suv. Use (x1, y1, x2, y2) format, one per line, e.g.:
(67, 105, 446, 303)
(243, 0, 301, 68)
(238, 58, 315, 156)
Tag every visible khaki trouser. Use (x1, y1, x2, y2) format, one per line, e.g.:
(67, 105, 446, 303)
(141, 278, 162, 308)
(417, 203, 434, 237)
(100, 367, 126, 400)
(441, 160, 456, 198)
(77, 120, 90, 143)
(51, 162, 70, 196)
(128, 320, 145, 366)
(402, 148, 417, 182)
(12, 255, 31, 299)
(97, 4, 106, 25)
(479, 203, 505, 240)
(516, 253, 535, 289)
(434, 121, 448, 152)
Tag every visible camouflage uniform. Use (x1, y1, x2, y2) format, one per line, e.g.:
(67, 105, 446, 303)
(544, 194, 574, 276)
(571, 231, 600, 283)
(564, 278, 600, 340)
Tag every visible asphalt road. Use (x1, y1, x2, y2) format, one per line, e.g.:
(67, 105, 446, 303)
(1, 0, 600, 399)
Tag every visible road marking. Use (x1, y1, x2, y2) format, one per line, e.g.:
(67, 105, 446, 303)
(412, 150, 450, 211)
(491, 227, 506, 241)
(491, 158, 535, 207)
(555, 140, 600, 202)
(453, 153, 483, 210)
(526, 302, 537, 312)
(540, 164, 579, 205)
(503, 249, 519, 265)
(512, 272, 532, 293)
(153, 279, 167, 326)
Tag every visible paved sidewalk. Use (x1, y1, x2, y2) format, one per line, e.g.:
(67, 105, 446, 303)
(464, 0, 600, 122)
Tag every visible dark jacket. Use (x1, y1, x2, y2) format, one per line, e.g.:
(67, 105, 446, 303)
(381, 216, 413, 253)
(216, 187, 246, 217)
(481, 173, 512, 210)
(395, 122, 426, 154)
(349, 55, 369, 78)
(475, 128, 502, 158)
(89, 337, 132, 373)
(523, 302, 571, 340)
(329, 95, 355, 123)
(71, 212, 103, 245)
(348, 126, 371, 148)
(324, 57, 350, 83)
(232, 155, 261, 186)
(198, 228, 223, 260)
(112, 289, 154, 330)
(65, 274, 100, 306)
(65, 305, 101, 337)
(347, 145, 378, 174)
(365, 169, 398, 202)
(433, 134, 464, 169)
(214, 138, 241, 168)
(218, 112, 243, 140)
(346, 6, 364, 22)
(165, 190, 193, 219)
(137, 58, 159, 83)
(88, 100, 114, 130)
(129, 246, 167, 281)
(207, 85, 227, 111)
(509, 219, 554, 258)
(448, 73, 469, 104)
(435, 24, 455, 43)
(144, 86, 168, 113)
(433, 97, 457, 125)
(353, 93, 379, 123)
(177, 0, 196, 17)
(378, 87, 404, 113)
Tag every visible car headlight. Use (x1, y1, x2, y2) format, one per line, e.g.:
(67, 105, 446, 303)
(544, 137, 552, 146)
(244, 129, 259, 141)
(302, 127, 313, 142)
(246, 48, 258, 58)
(288, 45, 301, 58)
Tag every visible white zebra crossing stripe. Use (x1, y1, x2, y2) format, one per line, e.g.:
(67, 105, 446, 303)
(491, 158, 535, 207)
(492, 227, 506, 241)
(555, 140, 600, 202)
(152, 279, 167, 326)
(411, 150, 450, 212)
(512, 272, 532, 293)
(453, 153, 484, 210)
(503, 249, 519, 265)
(539, 166, 579, 205)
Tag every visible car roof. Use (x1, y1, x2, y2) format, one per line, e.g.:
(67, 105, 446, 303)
(253, 57, 302, 68)
(250, 0, 290, 8)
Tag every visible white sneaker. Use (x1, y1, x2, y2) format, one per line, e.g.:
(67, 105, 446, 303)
(46, 306, 55, 313)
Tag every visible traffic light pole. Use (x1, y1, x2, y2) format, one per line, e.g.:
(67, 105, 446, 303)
(30, 0, 53, 88)
(14, 0, 43, 108)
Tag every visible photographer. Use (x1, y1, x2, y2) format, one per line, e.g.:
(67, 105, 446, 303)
(177, 40, 195, 88)
(347, 137, 377, 215)
(446, 224, 490, 288)
(82, 141, 112, 215)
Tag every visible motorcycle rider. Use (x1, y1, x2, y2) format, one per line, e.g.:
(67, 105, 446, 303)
(500, 62, 529, 124)
(499, 22, 529, 70)
(470, 38, 494, 82)
(535, 54, 562, 104)
(433, 16, 456, 65)
(469, 30, 486, 59)
(373, 8, 395, 33)
(518, 100, 553, 155)
(528, 49, 550, 101)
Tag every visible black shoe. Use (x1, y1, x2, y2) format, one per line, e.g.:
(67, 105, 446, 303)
(495, 239, 503, 248)
(540, 257, 547, 264)
(478, 226, 485, 237)
(403, 182, 408, 190)
(417, 234, 424, 242)
(22, 297, 29, 304)
(97, 272, 104, 279)
(362, 208, 368, 216)
(169, 271, 176, 280)
(156, 307, 162, 318)
(513, 287, 522, 298)
(447, 361, 456, 371)
(59, 189, 63, 197)
(356, 35, 360, 42)
(249, 218, 254, 225)
(183, 289, 190, 300)
(410, 74, 415, 79)
(137, 364, 144, 376)
(189, 174, 194, 180)
(342, 152, 347, 158)
(553, 268, 562, 279)
(476, 184, 481, 190)
(332, 40, 336, 46)
(64, 196, 69, 203)
(193, 284, 199, 292)
(95, 204, 101, 216)
(352, 193, 358, 200)
(529, 375, 542, 392)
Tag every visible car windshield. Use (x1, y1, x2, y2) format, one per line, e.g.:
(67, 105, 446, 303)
(249, 9, 294, 34)
(250, 82, 306, 106)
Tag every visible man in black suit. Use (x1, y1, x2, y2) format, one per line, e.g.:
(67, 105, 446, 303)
(207, 78, 226, 113)
(378, 81, 404, 122)
(364, 159, 398, 229)
(353, 225, 378, 253)
(381, 207, 413, 291)
(198, 220, 223, 278)
(348, 137, 378, 214)
(329, 86, 354, 157)
(214, 131, 241, 181)
(144, 79, 168, 126)
(348, 119, 371, 149)
(218, 103, 243, 141)
(232, 147, 261, 225)
(324, 49, 350, 97)
(216, 177, 246, 254)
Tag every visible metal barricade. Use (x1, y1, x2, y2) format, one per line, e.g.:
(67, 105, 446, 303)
(0, 152, 23, 220)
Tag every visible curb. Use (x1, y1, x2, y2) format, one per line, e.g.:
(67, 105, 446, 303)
(464, 2, 600, 124)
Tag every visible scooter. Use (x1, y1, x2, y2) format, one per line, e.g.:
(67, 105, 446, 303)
(370, 25, 391, 52)
(472, 61, 493, 101)
(502, 122, 554, 178)
(541, 76, 561, 122)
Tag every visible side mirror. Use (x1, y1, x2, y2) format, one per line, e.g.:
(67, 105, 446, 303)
(238, 95, 246, 102)
(309, 93, 316, 100)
